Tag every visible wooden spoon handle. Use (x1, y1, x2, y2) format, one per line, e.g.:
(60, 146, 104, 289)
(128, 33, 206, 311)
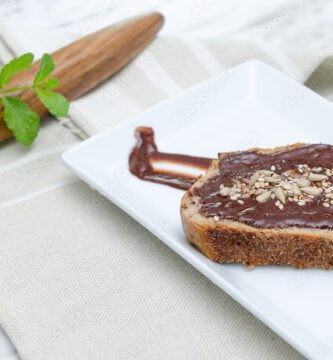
(0, 12, 164, 142)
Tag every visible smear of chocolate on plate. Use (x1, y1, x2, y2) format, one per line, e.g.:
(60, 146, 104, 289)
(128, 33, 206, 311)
(129, 127, 212, 190)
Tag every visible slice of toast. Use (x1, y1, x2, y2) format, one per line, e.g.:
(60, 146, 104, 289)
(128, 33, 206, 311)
(181, 143, 333, 268)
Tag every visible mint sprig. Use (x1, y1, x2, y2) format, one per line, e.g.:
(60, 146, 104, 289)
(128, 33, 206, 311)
(36, 89, 69, 117)
(2, 96, 40, 146)
(0, 53, 69, 146)
(0, 53, 34, 87)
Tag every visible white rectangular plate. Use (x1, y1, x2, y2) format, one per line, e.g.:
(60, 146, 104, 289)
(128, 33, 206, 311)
(63, 61, 333, 360)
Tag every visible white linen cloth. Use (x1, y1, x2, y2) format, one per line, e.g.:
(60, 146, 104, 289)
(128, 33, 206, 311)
(1, 0, 333, 359)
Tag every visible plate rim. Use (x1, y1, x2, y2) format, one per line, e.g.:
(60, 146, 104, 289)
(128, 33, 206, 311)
(62, 60, 333, 360)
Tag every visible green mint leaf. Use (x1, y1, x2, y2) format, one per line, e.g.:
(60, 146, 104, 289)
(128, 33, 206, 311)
(33, 53, 55, 85)
(40, 77, 59, 90)
(0, 53, 34, 87)
(2, 96, 40, 146)
(36, 89, 69, 117)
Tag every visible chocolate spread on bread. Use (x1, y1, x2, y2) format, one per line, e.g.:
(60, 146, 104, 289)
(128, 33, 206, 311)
(129, 127, 333, 230)
(196, 144, 333, 229)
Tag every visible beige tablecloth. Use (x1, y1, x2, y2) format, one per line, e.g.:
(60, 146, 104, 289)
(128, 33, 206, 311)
(1, 1, 333, 359)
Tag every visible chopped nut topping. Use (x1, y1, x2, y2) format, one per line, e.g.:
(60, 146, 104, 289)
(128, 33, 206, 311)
(265, 177, 281, 183)
(240, 183, 248, 193)
(249, 171, 260, 186)
(218, 163, 333, 208)
(220, 186, 231, 197)
(291, 183, 301, 196)
(273, 187, 286, 204)
(295, 178, 311, 187)
(301, 186, 322, 196)
(238, 207, 255, 215)
(256, 191, 271, 203)
(308, 173, 327, 181)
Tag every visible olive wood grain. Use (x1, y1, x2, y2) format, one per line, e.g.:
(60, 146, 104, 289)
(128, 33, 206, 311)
(0, 12, 164, 142)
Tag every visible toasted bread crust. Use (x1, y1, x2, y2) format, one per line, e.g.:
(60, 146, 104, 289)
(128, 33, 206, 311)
(181, 144, 333, 268)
